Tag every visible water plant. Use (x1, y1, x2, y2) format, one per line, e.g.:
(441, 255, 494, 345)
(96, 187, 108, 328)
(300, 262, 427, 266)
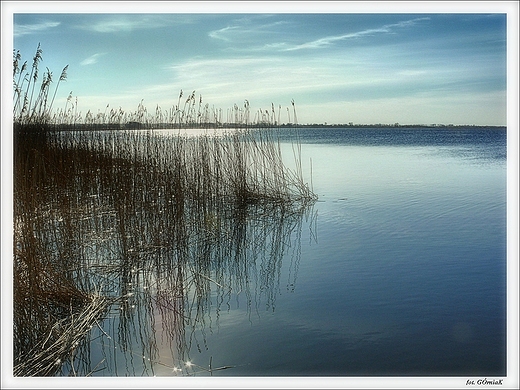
(12, 45, 316, 376)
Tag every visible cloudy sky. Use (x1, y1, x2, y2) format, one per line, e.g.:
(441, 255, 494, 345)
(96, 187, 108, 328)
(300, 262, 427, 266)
(5, 2, 514, 126)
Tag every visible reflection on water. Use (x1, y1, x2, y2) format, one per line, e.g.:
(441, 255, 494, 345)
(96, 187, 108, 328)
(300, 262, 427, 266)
(60, 203, 316, 376)
(22, 126, 506, 377)
(273, 127, 507, 377)
(53, 156, 316, 376)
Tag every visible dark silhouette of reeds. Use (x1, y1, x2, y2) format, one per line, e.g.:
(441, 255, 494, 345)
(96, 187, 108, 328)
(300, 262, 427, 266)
(13, 45, 317, 376)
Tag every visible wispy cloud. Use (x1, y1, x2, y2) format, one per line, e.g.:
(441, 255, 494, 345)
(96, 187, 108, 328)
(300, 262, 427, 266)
(163, 55, 376, 105)
(157, 46, 487, 113)
(207, 17, 430, 53)
(77, 15, 190, 33)
(82, 17, 148, 33)
(284, 17, 430, 51)
(208, 26, 239, 41)
(209, 20, 290, 42)
(80, 53, 105, 66)
(14, 21, 60, 37)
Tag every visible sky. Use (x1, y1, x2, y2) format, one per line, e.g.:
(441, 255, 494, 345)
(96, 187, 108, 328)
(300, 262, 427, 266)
(3, 2, 516, 126)
(1, 3, 519, 388)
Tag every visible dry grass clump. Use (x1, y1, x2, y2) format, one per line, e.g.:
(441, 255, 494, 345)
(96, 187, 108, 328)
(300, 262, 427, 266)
(12, 129, 114, 376)
(13, 46, 111, 376)
(13, 295, 109, 377)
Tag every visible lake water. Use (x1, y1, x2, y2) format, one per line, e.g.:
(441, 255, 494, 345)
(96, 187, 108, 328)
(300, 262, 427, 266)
(60, 126, 507, 379)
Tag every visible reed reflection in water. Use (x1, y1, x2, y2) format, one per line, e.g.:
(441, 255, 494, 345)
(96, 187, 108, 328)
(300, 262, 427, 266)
(62, 199, 315, 377)
(13, 127, 316, 376)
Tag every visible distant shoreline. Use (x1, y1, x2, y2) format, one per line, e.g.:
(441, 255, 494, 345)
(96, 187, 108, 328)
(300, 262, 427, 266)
(279, 123, 506, 129)
(35, 121, 506, 132)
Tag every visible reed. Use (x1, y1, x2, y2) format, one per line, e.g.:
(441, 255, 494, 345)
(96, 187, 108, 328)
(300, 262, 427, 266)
(13, 46, 316, 376)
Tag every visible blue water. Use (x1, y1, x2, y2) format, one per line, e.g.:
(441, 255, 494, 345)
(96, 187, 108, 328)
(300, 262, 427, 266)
(198, 127, 507, 376)
(74, 127, 507, 377)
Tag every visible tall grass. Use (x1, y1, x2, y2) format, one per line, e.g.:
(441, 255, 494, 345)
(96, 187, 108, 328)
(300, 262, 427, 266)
(13, 45, 316, 376)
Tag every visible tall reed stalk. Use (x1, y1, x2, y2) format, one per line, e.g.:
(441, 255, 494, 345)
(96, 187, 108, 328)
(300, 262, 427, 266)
(13, 46, 316, 376)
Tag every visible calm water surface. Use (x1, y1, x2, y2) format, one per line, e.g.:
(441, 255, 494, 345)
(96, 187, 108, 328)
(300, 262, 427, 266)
(73, 127, 507, 377)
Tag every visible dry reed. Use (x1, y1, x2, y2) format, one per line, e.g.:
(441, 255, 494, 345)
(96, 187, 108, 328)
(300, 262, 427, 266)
(13, 45, 316, 376)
